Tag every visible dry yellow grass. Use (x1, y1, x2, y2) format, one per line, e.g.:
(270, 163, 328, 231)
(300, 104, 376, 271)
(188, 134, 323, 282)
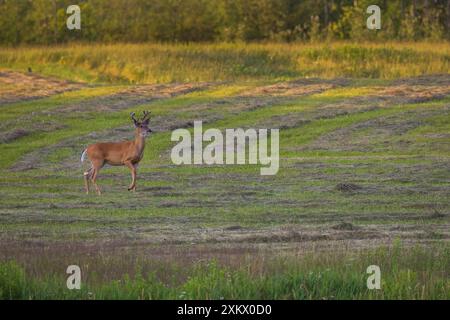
(0, 41, 449, 84)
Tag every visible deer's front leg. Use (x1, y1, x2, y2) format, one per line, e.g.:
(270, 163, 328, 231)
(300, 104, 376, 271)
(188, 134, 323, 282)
(124, 161, 137, 191)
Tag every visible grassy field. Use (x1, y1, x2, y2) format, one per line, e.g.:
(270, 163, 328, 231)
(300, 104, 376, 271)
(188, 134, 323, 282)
(0, 42, 449, 299)
(1, 243, 448, 299)
(1, 42, 449, 83)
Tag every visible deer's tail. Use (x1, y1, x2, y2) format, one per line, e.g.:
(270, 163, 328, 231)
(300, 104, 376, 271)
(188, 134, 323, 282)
(80, 149, 88, 163)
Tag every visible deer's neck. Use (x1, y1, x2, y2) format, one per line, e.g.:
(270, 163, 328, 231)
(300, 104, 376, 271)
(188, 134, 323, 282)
(134, 133, 146, 154)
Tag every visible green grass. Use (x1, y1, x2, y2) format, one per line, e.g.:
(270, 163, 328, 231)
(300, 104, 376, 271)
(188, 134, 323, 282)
(0, 86, 125, 122)
(0, 243, 448, 300)
(1, 42, 449, 84)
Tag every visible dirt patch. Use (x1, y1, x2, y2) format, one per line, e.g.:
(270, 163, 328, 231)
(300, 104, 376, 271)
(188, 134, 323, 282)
(391, 74, 450, 86)
(336, 183, 363, 192)
(51, 82, 212, 114)
(257, 114, 311, 130)
(371, 84, 450, 103)
(428, 208, 447, 219)
(117, 82, 212, 98)
(1, 129, 30, 143)
(332, 222, 359, 230)
(0, 70, 85, 104)
(224, 225, 244, 231)
(0, 69, 211, 108)
(1, 121, 67, 144)
(240, 78, 350, 97)
(177, 94, 283, 115)
(139, 186, 175, 192)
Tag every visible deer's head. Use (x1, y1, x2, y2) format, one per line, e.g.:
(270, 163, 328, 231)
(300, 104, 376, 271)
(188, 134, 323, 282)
(131, 111, 153, 138)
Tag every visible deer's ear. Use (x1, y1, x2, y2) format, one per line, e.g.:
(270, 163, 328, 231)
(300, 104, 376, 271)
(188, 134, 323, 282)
(133, 120, 140, 127)
(142, 118, 150, 125)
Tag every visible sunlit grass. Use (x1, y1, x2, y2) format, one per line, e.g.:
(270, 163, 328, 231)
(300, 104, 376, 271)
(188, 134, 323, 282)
(1, 42, 448, 84)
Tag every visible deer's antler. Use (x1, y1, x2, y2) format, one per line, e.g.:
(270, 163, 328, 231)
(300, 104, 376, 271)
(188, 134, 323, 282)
(141, 110, 151, 122)
(131, 112, 139, 125)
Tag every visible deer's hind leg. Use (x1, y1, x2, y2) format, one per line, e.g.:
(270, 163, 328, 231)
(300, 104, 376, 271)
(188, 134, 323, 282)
(83, 168, 93, 194)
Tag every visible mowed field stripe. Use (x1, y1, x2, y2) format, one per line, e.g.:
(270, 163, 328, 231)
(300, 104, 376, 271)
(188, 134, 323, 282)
(1, 80, 348, 170)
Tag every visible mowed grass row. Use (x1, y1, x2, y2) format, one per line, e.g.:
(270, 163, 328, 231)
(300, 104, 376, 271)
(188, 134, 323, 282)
(1, 82, 449, 190)
(0, 81, 362, 169)
(2, 80, 450, 171)
(0, 242, 448, 299)
(1, 42, 449, 84)
(0, 79, 449, 242)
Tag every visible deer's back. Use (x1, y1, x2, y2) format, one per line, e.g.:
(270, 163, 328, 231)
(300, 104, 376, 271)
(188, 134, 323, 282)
(87, 141, 134, 165)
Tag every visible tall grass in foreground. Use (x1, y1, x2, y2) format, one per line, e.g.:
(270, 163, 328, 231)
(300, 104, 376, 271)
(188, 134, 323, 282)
(0, 243, 448, 299)
(0, 42, 449, 84)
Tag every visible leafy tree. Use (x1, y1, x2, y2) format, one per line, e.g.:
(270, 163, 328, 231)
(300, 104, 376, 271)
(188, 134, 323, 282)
(0, 0, 448, 45)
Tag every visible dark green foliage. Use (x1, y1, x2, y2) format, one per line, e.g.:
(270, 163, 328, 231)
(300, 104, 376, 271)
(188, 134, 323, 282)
(0, 0, 449, 45)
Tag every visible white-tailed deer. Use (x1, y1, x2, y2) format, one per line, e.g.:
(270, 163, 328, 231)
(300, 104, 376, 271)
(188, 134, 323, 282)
(81, 111, 152, 195)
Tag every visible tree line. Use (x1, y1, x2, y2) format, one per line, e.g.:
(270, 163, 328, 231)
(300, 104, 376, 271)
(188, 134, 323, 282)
(0, 0, 449, 45)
